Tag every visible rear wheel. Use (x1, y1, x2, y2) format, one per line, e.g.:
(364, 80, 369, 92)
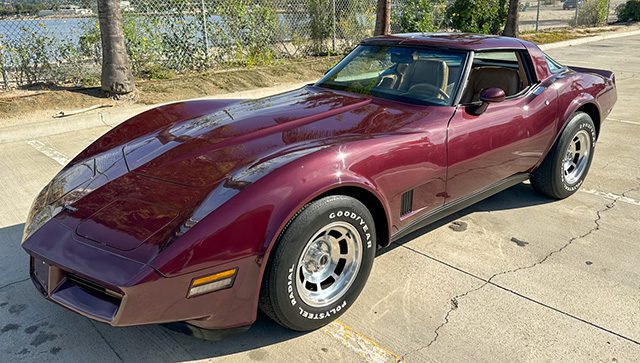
(531, 112, 596, 199)
(259, 195, 376, 331)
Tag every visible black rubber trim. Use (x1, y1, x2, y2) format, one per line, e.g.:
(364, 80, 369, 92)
(162, 322, 251, 341)
(392, 173, 530, 241)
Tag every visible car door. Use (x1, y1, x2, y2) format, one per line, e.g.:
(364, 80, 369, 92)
(445, 50, 559, 202)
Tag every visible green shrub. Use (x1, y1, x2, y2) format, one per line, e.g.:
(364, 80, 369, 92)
(141, 64, 175, 80)
(160, 17, 208, 71)
(306, 0, 334, 54)
(210, 0, 278, 66)
(0, 37, 8, 88)
(4, 24, 56, 86)
(449, 0, 509, 34)
(617, 0, 640, 21)
(78, 21, 101, 64)
(392, 0, 447, 33)
(122, 16, 165, 72)
(572, 0, 609, 26)
(335, 2, 375, 52)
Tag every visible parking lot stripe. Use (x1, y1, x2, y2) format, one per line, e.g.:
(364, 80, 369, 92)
(26, 139, 70, 166)
(580, 189, 640, 206)
(608, 118, 640, 126)
(323, 320, 400, 362)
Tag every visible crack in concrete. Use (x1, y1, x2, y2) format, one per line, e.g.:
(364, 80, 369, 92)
(399, 185, 640, 359)
(88, 320, 124, 362)
(0, 278, 29, 292)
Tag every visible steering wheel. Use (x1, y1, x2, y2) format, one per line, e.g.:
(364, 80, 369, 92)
(407, 83, 450, 101)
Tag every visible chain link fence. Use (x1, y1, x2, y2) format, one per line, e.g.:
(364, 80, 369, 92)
(0, 0, 378, 89)
(518, 0, 626, 31)
(0, 0, 633, 89)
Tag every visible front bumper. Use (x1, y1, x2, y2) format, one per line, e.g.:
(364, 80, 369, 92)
(23, 221, 262, 330)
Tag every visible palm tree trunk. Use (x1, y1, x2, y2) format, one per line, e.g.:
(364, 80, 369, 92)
(97, 0, 135, 95)
(374, 0, 391, 36)
(503, 0, 520, 37)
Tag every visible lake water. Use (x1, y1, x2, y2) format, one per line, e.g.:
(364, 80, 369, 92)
(0, 18, 95, 44)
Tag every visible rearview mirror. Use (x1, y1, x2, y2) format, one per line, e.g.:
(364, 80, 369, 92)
(467, 87, 506, 115)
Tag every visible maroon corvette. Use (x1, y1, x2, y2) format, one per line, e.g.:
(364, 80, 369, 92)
(22, 33, 616, 334)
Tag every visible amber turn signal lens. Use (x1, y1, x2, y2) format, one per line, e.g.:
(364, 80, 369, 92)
(188, 268, 237, 297)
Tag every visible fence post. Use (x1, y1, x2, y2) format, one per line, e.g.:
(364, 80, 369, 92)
(535, 0, 541, 31)
(332, 0, 336, 53)
(201, 0, 210, 61)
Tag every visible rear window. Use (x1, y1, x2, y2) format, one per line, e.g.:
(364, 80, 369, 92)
(474, 52, 518, 62)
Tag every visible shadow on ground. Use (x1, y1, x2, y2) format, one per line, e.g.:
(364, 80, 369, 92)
(381, 182, 555, 256)
(0, 182, 552, 360)
(18, 84, 106, 99)
(0, 222, 304, 360)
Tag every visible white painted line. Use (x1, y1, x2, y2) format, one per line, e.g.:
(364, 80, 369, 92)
(323, 321, 400, 362)
(580, 189, 640, 206)
(26, 140, 70, 166)
(607, 118, 640, 126)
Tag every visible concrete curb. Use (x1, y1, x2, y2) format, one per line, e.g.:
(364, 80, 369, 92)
(538, 29, 640, 50)
(2, 28, 640, 144)
(0, 82, 311, 144)
(0, 105, 149, 144)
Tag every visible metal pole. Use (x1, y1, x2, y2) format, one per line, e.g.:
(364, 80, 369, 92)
(201, 0, 210, 60)
(536, 0, 541, 32)
(332, 0, 336, 53)
(574, 0, 579, 26)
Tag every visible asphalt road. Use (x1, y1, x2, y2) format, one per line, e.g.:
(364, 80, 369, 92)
(1, 35, 640, 362)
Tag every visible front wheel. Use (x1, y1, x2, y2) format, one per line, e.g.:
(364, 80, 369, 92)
(259, 195, 376, 331)
(531, 111, 596, 199)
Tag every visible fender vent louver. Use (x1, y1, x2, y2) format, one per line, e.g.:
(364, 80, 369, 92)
(401, 190, 414, 216)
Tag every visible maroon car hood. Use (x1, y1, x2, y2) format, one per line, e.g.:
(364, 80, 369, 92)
(69, 86, 435, 256)
(123, 86, 372, 187)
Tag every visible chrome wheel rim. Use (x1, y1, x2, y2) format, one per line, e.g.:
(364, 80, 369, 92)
(563, 130, 591, 185)
(296, 221, 362, 308)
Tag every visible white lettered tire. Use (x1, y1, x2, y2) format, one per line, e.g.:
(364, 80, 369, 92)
(531, 112, 597, 199)
(259, 195, 376, 331)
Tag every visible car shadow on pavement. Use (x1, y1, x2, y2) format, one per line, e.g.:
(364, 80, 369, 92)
(380, 182, 555, 255)
(0, 182, 552, 360)
(0, 222, 305, 360)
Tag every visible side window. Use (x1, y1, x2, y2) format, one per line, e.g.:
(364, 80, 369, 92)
(545, 54, 565, 73)
(461, 50, 533, 104)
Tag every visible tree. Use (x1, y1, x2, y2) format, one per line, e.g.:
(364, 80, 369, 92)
(449, 0, 508, 34)
(393, 0, 446, 33)
(503, 0, 519, 37)
(374, 0, 390, 35)
(97, 0, 135, 95)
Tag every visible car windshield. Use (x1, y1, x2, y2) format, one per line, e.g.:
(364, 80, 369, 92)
(315, 45, 468, 106)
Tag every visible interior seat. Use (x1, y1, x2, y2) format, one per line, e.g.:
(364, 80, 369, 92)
(398, 59, 449, 93)
(461, 67, 520, 104)
(377, 63, 408, 89)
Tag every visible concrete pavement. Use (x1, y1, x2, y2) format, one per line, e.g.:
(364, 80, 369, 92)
(1, 35, 640, 362)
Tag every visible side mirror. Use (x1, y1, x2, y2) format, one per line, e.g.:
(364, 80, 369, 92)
(467, 87, 505, 115)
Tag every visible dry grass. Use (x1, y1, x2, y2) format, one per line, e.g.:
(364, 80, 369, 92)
(520, 23, 639, 44)
(0, 56, 340, 125)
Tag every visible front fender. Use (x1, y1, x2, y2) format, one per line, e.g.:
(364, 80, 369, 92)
(146, 145, 390, 329)
(149, 145, 391, 278)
